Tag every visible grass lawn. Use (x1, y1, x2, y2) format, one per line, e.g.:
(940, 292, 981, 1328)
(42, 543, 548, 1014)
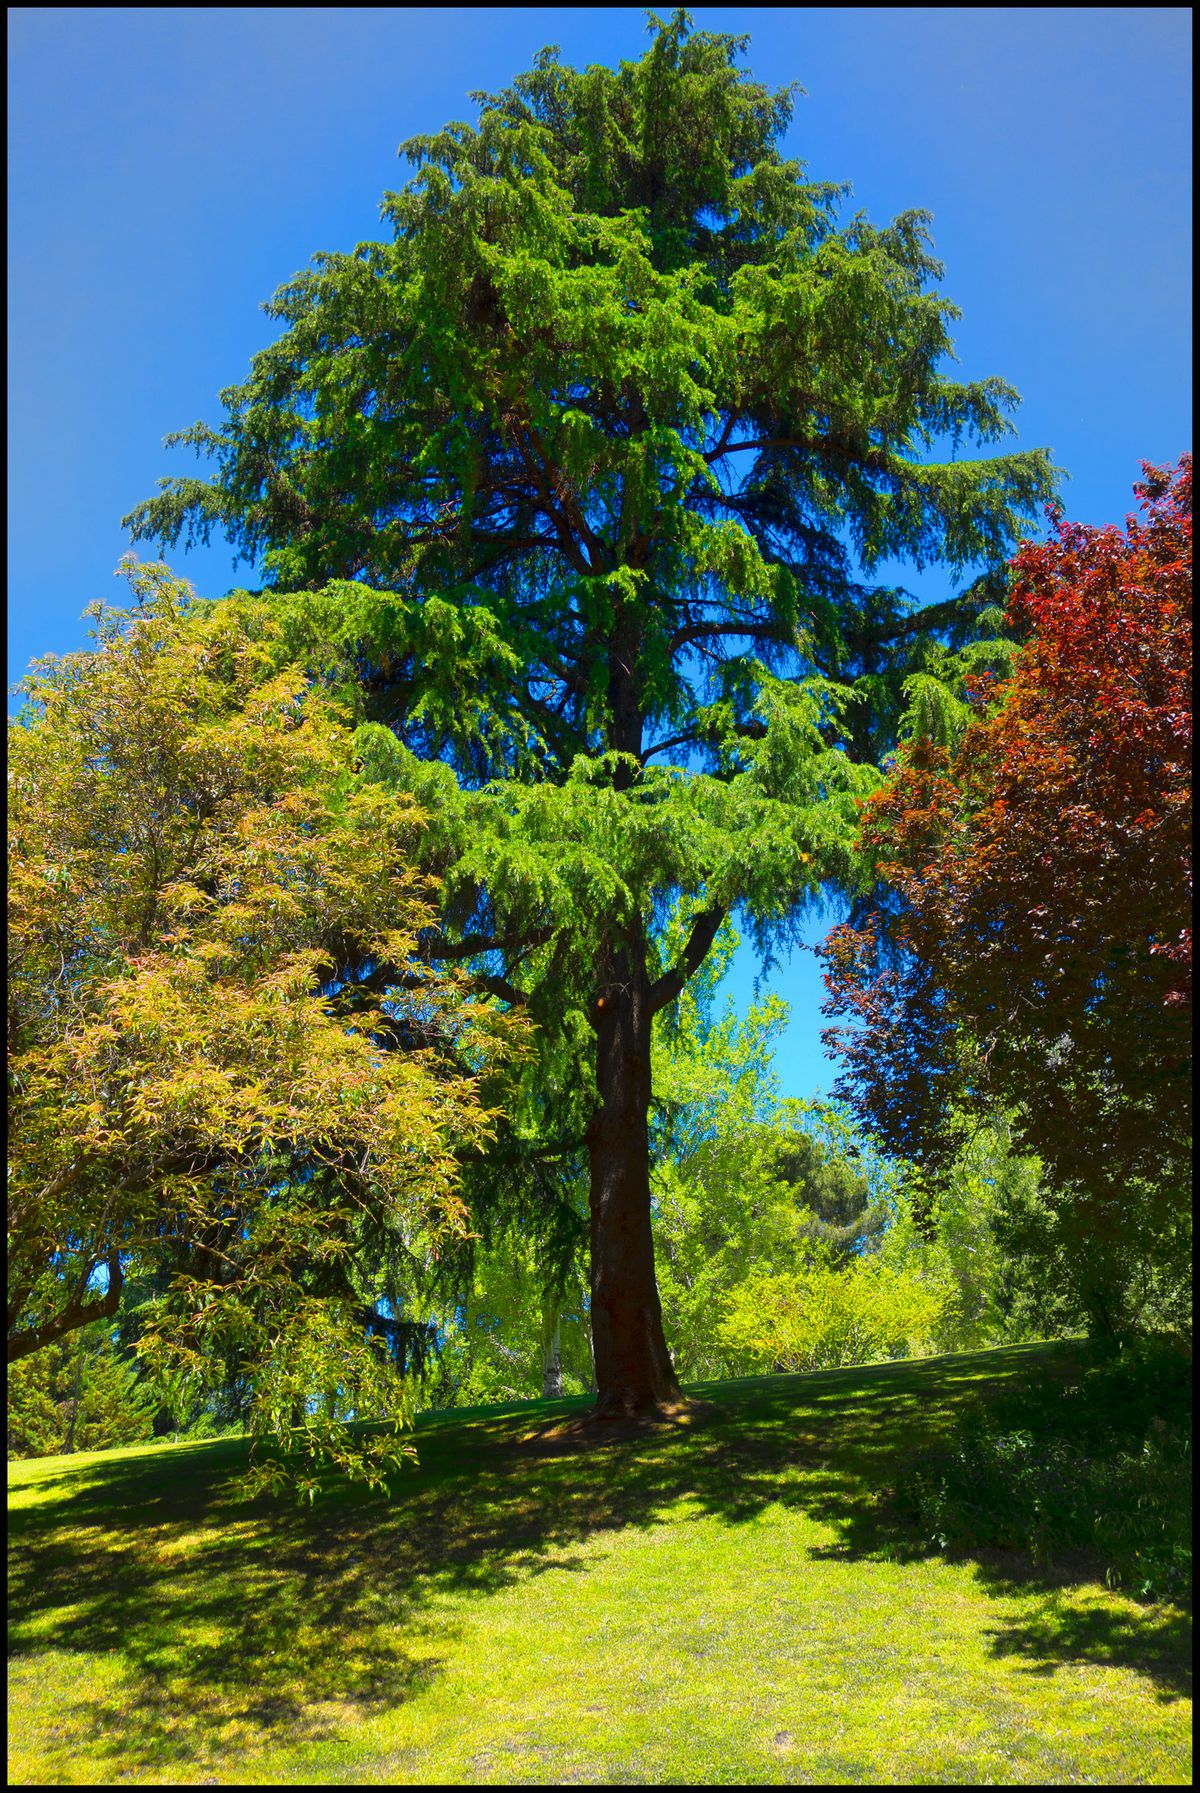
(7, 1340, 1191, 1785)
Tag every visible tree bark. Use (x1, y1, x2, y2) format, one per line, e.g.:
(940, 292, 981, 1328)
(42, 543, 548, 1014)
(541, 1293, 563, 1399)
(64, 1345, 84, 1454)
(586, 942, 683, 1418)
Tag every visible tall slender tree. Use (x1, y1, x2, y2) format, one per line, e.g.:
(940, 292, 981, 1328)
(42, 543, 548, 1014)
(126, 14, 1055, 1414)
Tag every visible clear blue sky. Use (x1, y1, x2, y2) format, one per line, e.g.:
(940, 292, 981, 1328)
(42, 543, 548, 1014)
(8, 7, 1192, 1098)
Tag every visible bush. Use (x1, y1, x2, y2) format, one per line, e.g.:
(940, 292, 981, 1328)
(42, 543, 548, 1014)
(893, 1335, 1191, 1603)
(717, 1246, 949, 1374)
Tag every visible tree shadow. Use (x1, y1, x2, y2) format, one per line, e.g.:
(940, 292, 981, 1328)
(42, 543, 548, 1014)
(8, 1341, 1189, 1776)
(982, 1592, 1191, 1696)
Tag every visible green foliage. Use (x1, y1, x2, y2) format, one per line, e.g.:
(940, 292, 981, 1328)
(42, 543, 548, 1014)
(894, 1336, 1192, 1604)
(649, 913, 1020, 1379)
(423, 1240, 593, 1409)
(648, 912, 899, 1379)
(876, 1118, 1043, 1353)
(110, 1263, 250, 1441)
(119, 15, 1057, 1405)
(126, 20, 1054, 655)
(717, 1245, 948, 1374)
(988, 1161, 1192, 1343)
(7, 1322, 157, 1459)
(7, 561, 518, 1492)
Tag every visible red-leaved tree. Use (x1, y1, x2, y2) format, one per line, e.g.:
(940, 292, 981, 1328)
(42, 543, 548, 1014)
(821, 457, 1192, 1332)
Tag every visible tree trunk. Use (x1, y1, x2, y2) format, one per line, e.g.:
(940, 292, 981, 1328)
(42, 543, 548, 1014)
(541, 1294, 563, 1400)
(586, 951, 682, 1418)
(64, 1345, 84, 1454)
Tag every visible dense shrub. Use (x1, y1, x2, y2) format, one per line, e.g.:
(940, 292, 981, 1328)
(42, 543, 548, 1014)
(893, 1336, 1192, 1603)
(717, 1246, 948, 1374)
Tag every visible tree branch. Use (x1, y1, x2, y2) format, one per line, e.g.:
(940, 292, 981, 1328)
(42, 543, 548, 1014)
(704, 431, 892, 478)
(422, 926, 555, 963)
(8, 1251, 124, 1363)
(641, 732, 701, 763)
(667, 618, 794, 654)
(474, 972, 530, 1006)
(460, 1131, 587, 1167)
(506, 416, 600, 575)
(647, 906, 727, 1015)
(706, 411, 737, 464)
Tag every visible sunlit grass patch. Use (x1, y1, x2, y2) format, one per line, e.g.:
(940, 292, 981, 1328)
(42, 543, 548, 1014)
(8, 1342, 1191, 1785)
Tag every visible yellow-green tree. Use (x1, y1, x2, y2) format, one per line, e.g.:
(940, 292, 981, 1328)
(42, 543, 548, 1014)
(717, 1250, 947, 1374)
(7, 562, 519, 1491)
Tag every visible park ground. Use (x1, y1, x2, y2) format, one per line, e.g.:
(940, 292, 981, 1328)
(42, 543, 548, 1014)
(7, 1340, 1191, 1785)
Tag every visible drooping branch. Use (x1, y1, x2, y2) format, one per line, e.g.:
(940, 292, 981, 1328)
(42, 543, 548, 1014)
(474, 972, 530, 1006)
(6, 1157, 90, 1234)
(667, 618, 796, 654)
(506, 415, 601, 576)
(458, 1131, 587, 1168)
(704, 431, 893, 478)
(641, 731, 701, 763)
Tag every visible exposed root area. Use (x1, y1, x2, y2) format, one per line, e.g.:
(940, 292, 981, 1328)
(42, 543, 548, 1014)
(516, 1397, 719, 1453)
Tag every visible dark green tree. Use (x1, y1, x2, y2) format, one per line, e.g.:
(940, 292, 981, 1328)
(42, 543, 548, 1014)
(126, 14, 1055, 1415)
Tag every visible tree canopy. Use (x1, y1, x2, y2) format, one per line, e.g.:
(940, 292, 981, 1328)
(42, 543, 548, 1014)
(7, 1320, 157, 1461)
(7, 563, 517, 1489)
(821, 457, 1192, 1334)
(124, 11, 1057, 1414)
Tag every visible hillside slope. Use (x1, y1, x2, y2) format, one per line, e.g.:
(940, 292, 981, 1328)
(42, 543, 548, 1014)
(8, 1342, 1191, 1785)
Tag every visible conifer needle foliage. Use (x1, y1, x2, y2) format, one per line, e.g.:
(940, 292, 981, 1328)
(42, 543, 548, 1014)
(124, 13, 1056, 1413)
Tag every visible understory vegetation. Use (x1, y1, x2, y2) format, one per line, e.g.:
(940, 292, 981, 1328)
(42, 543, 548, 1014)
(893, 1335, 1192, 1606)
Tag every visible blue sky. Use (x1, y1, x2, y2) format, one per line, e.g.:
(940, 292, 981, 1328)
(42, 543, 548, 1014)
(8, 6, 1192, 1098)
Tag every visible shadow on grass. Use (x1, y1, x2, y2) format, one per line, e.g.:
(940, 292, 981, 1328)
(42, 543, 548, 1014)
(7, 1340, 1189, 1776)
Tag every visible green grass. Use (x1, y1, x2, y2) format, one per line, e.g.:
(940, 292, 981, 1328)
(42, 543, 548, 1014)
(8, 1341, 1191, 1785)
